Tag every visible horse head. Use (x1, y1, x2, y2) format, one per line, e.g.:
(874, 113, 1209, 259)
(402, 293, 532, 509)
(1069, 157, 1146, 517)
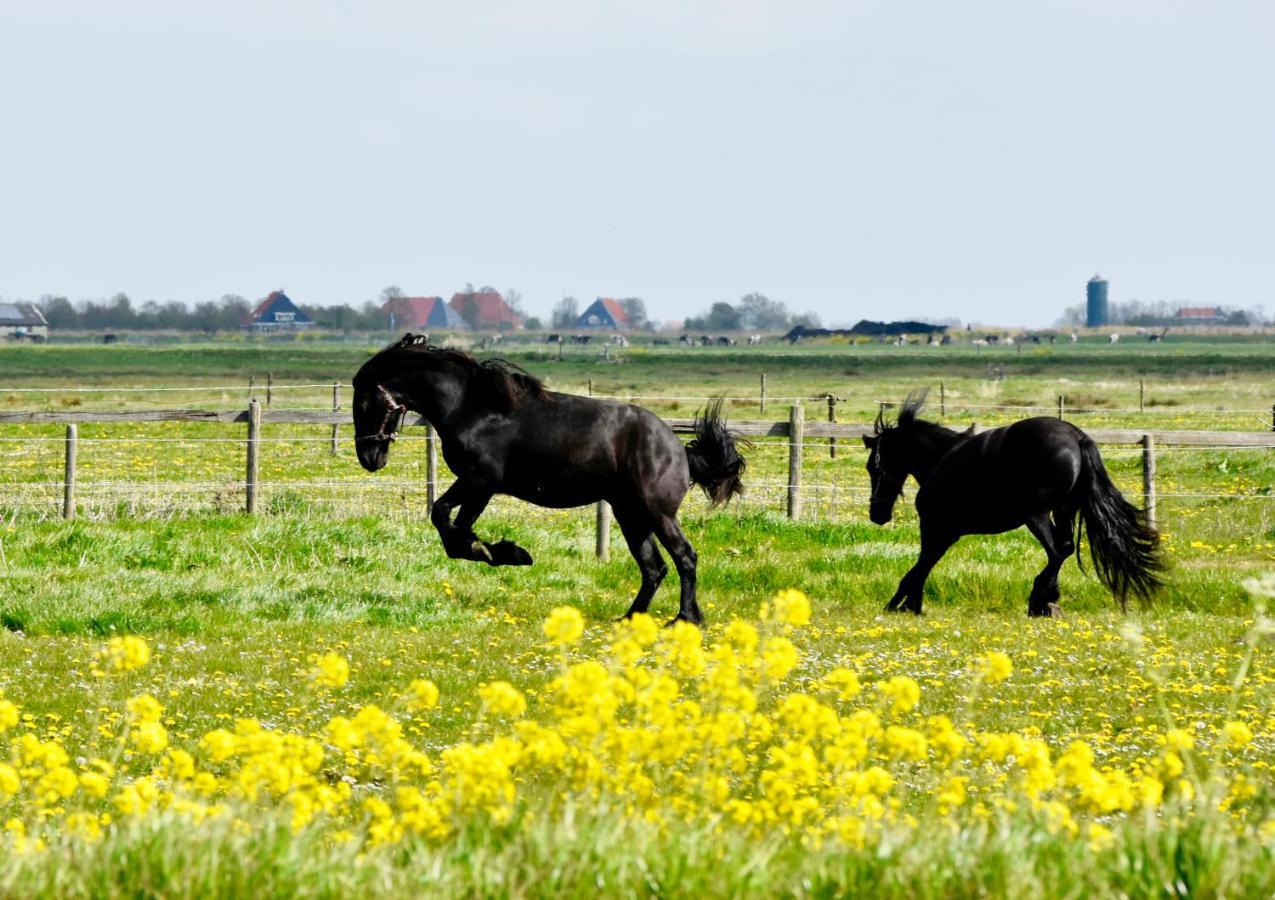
(862, 430, 907, 525)
(352, 334, 425, 471)
(861, 391, 926, 525)
(353, 381, 406, 472)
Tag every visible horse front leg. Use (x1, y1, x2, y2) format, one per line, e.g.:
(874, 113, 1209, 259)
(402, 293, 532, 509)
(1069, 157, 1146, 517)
(886, 530, 955, 615)
(430, 481, 532, 567)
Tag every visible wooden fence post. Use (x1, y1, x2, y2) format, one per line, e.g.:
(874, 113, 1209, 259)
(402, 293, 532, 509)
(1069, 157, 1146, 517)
(827, 395, 838, 458)
(1058, 395, 1065, 420)
(1270, 403, 1274, 433)
(587, 378, 593, 397)
(63, 424, 77, 520)
(1139, 379, 1145, 413)
(557, 340, 564, 362)
(248, 375, 255, 400)
(787, 403, 804, 521)
(1142, 434, 1156, 530)
(426, 423, 438, 510)
(266, 373, 273, 408)
(596, 500, 612, 560)
(939, 381, 945, 420)
(330, 383, 340, 455)
(246, 399, 261, 514)
(760, 373, 767, 414)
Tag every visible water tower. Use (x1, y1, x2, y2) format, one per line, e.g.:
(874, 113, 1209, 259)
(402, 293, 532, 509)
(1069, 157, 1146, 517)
(1086, 274, 1109, 327)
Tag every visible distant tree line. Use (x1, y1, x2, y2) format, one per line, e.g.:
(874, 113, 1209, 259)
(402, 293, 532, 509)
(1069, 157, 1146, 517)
(1057, 300, 1268, 328)
(16, 289, 829, 334)
(683, 293, 821, 332)
(27, 293, 392, 332)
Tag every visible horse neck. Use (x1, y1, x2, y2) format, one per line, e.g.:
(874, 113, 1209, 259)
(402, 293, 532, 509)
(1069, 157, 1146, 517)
(385, 359, 470, 430)
(899, 424, 963, 484)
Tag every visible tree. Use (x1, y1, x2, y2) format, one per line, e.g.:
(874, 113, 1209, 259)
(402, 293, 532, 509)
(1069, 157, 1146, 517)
(524, 316, 543, 331)
(504, 287, 525, 317)
(551, 296, 579, 329)
(38, 295, 77, 329)
(619, 297, 648, 330)
(736, 293, 791, 331)
(699, 302, 741, 331)
(379, 286, 404, 305)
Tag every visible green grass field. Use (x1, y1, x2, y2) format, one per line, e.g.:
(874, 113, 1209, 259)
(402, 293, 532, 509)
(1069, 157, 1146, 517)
(1, 339, 1273, 896)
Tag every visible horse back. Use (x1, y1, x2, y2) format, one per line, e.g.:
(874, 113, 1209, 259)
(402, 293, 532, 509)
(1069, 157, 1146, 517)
(919, 417, 1086, 533)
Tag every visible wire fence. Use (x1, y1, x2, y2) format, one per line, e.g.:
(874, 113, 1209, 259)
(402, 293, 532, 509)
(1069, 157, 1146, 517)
(1, 404, 1272, 556)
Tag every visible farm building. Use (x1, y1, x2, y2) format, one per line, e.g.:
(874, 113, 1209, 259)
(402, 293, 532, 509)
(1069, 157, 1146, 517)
(384, 296, 472, 331)
(575, 298, 629, 330)
(1176, 306, 1223, 324)
(448, 290, 521, 330)
(1086, 275, 1109, 327)
(242, 291, 314, 333)
(0, 301, 49, 340)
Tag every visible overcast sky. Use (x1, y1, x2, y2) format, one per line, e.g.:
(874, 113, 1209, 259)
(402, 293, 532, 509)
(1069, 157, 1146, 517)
(2, 1, 1271, 327)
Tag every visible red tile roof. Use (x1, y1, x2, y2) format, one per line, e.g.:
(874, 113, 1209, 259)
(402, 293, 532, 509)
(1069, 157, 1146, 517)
(448, 291, 521, 328)
(385, 296, 443, 328)
(599, 298, 629, 327)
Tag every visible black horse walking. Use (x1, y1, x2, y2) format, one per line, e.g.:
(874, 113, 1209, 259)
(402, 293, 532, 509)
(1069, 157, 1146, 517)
(352, 335, 746, 624)
(862, 391, 1162, 616)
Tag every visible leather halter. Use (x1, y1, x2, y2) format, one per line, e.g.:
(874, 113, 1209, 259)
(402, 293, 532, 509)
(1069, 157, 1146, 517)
(357, 384, 407, 444)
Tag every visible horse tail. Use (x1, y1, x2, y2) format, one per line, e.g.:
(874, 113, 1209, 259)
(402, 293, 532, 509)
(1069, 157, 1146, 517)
(685, 399, 746, 508)
(1076, 436, 1163, 608)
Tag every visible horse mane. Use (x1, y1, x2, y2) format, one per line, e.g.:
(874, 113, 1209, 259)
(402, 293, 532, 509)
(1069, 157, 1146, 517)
(875, 388, 963, 442)
(358, 333, 548, 410)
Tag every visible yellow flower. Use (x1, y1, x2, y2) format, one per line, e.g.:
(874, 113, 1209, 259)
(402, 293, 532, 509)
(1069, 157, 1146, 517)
(479, 681, 527, 718)
(309, 652, 350, 689)
(760, 636, 799, 680)
(976, 651, 1013, 684)
(79, 771, 110, 799)
(407, 679, 441, 712)
(0, 699, 18, 733)
(0, 763, 19, 799)
(126, 694, 164, 724)
(1222, 721, 1254, 749)
(821, 667, 862, 702)
(879, 676, 921, 715)
(764, 589, 812, 629)
(131, 721, 170, 754)
(98, 635, 151, 674)
(542, 606, 585, 646)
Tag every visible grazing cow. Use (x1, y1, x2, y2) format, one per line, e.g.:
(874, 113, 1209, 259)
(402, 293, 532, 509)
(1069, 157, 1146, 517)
(1109, 333, 1120, 344)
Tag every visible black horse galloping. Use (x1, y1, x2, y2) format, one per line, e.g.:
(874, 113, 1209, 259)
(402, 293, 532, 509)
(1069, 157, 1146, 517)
(352, 335, 746, 624)
(862, 391, 1162, 617)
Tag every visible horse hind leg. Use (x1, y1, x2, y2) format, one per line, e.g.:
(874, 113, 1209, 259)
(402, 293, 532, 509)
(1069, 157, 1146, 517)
(614, 508, 668, 619)
(652, 514, 701, 626)
(1025, 514, 1066, 617)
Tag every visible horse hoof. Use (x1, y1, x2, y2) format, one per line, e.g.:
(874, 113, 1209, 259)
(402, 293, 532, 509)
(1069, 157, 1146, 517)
(471, 541, 495, 563)
(665, 614, 703, 629)
(489, 541, 533, 566)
